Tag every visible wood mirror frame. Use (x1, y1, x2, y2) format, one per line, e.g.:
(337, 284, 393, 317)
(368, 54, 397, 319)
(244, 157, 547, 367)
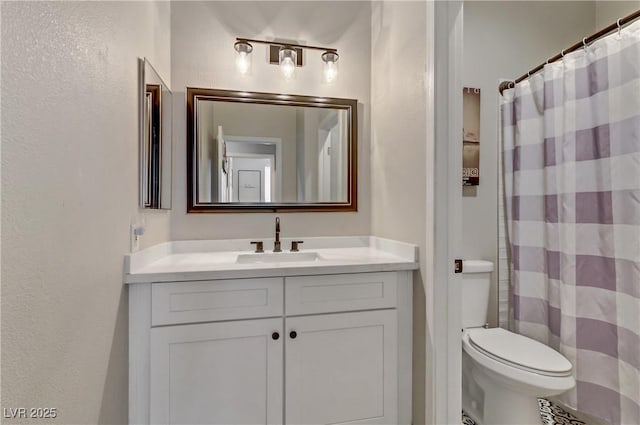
(186, 87, 358, 213)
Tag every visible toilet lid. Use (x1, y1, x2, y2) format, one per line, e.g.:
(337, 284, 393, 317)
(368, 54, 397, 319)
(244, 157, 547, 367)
(468, 328, 573, 376)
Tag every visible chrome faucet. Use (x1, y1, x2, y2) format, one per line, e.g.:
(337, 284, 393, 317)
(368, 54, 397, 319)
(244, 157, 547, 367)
(273, 217, 282, 252)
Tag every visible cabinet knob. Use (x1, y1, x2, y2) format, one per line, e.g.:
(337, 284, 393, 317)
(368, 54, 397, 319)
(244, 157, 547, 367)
(289, 331, 297, 339)
(272, 332, 280, 340)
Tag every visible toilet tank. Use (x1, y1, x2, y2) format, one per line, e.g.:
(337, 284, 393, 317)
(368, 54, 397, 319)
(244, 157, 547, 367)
(462, 260, 494, 329)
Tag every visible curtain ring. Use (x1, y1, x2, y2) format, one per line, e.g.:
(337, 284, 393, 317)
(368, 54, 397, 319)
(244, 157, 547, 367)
(583, 37, 588, 49)
(617, 18, 622, 37)
(508, 82, 514, 89)
(560, 49, 566, 57)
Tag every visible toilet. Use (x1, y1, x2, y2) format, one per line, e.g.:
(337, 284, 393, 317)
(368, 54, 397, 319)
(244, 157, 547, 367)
(461, 260, 576, 425)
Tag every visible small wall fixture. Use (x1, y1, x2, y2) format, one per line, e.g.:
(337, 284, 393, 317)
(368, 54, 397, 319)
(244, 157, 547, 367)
(279, 46, 297, 80)
(234, 40, 253, 76)
(234, 37, 339, 82)
(321, 51, 339, 83)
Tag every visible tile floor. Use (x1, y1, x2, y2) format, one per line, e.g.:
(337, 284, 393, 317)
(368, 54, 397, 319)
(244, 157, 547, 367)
(462, 398, 587, 425)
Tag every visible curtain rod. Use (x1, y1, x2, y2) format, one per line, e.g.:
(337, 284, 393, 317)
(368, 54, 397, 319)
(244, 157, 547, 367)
(499, 8, 640, 94)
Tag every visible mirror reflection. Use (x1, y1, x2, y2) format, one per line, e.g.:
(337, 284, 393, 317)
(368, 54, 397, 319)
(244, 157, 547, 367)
(140, 58, 172, 209)
(187, 88, 357, 212)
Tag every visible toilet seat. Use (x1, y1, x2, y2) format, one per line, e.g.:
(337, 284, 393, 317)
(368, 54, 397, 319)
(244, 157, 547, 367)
(465, 328, 573, 377)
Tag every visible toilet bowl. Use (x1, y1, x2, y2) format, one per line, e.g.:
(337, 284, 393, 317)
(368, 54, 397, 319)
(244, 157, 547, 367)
(462, 328, 575, 424)
(461, 261, 575, 424)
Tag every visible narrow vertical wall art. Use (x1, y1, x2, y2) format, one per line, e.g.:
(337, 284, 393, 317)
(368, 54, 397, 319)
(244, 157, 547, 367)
(463, 87, 481, 185)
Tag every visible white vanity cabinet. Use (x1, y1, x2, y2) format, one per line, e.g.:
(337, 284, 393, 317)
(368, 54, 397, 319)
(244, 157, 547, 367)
(285, 310, 397, 425)
(150, 318, 284, 425)
(127, 239, 416, 425)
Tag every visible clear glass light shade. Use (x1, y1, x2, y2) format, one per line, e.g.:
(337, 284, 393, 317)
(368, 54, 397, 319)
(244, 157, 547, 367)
(279, 47, 297, 80)
(322, 51, 339, 83)
(234, 41, 253, 75)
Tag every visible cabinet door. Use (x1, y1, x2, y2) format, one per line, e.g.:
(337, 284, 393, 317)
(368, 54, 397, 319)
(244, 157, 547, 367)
(285, 310, 397, 425)
(150, 318, 283, 425)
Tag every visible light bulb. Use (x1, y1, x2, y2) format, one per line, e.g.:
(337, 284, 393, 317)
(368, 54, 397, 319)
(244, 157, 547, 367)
(322, 51, 339, 83)
(281, 57, 295, 79)
(324, 61, 337, 83)
(279, 47, 297, 80)
(234, 40, 253, 76)
(236, 51, 250, 75)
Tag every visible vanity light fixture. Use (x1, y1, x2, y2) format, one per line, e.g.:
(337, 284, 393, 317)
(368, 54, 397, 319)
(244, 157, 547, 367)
(234, 37, 339, 82)
(234, 40, 253, 75)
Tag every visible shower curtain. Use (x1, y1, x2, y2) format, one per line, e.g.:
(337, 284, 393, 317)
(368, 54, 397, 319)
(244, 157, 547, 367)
(501, 20, 640, 425)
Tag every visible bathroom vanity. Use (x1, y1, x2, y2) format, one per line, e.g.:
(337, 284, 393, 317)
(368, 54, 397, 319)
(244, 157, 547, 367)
(126, 236, 417, 425)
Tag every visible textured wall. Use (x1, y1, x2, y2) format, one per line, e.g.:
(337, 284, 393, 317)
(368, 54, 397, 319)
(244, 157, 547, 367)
(1, 2, 170, 423)
(370, 2, 428, 423)
(170, 1, 371, 241)
(595, 1, 640, 29)
(462, 1, 597, 327)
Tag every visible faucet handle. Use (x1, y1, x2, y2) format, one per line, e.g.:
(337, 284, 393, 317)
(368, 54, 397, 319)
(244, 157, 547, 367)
(290, 241, 304, 252)
(250, 241, 264, 253)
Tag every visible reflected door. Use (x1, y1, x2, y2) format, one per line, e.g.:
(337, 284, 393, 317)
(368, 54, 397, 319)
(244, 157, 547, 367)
(231, 157, 273, 202)
(318, 130, 332, 201)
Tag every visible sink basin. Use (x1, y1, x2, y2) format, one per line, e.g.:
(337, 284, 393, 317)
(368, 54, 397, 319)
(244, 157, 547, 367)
(236, 252, 320, 264)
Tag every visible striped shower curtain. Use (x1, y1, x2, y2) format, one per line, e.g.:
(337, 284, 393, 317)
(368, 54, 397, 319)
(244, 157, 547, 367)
(501, 20, 640, 425)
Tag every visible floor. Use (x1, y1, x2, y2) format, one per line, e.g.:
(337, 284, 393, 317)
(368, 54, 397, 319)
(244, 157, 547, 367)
(462, 398, 587, 425)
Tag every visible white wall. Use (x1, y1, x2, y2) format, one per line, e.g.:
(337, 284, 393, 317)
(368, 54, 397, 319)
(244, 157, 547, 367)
(462, 1, 597, 327)
(596, 0, 640, 29)
(170, 1, 371, 241)
(370, 2, 428, 423)
(1, 2, 170, 423)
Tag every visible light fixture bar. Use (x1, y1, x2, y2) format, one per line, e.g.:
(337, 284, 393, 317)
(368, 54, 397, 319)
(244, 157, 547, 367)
(234, 37, 339, 81)
(236, 37, 337, 54)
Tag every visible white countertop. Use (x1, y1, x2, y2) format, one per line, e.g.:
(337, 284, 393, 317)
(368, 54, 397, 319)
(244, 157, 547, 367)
(124, 236, 419, 283)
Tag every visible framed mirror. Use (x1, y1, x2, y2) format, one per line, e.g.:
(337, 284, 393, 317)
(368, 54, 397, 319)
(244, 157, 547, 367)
(187, 88, 358, 212)
(139, 58, 172, 209)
